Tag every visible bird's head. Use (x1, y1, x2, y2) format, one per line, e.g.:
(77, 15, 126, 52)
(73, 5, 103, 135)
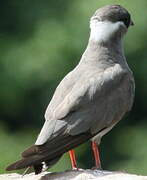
(90, 5, 134, 43)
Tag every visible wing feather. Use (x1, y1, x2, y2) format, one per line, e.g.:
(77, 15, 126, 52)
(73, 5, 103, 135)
(36, 64, 127, 145)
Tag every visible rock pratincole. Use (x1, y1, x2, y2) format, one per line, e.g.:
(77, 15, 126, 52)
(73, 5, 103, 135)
(6, 5, 135, 174)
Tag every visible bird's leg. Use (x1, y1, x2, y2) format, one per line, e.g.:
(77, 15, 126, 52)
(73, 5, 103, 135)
(92, 141, 101, 169)
(69, 149, 78, 169)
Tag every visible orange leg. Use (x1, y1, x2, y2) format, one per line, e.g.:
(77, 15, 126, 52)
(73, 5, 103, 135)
(92, 141, 101, 169)
(69, 149, 78, 169)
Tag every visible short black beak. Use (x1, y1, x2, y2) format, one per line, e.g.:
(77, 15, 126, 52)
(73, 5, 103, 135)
(130, 20, 134, 26)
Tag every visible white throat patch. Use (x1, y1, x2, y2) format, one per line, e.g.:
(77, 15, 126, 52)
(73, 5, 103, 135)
(90, 20, 125, 43)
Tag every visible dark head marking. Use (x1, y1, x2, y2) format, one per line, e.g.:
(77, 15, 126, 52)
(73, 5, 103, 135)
(93, 5, 132, 28)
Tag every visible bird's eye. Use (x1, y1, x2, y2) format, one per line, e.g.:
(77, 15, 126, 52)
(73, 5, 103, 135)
(120, 16, 130, 28)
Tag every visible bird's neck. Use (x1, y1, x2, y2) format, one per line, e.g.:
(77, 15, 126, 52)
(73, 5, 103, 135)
(80, 36, 125, 66)
(79, 20, 127, 66)
(89, 21, 124, 43)
(89, 37, 124, 55)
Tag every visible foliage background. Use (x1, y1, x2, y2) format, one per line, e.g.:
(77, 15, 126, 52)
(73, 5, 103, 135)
(0, 0, 147, 175)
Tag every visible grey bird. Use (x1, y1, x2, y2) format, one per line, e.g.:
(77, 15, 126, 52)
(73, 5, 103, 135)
(6, 4, 135, 174)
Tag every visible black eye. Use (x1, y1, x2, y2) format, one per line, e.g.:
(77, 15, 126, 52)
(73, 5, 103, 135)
(120, 16, 130, 28)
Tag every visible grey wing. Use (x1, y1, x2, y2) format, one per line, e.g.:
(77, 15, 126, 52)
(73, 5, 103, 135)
(35, 74, 90, 145)
(35, 70, 77, 145)
(36, 64, 129, 145)
(54, 64, 129, 136)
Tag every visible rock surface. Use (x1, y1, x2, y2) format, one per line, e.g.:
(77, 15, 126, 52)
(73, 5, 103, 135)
(0, 170, 147, 180)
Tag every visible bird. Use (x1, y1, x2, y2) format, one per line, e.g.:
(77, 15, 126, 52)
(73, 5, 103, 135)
(6, 4, 135, 174)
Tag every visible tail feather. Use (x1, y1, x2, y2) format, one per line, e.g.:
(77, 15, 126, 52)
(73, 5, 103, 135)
(33, 164, 43, 174)
(21, 145, 40, 158)
(6, 154, 62, 175)
(6, 155, 44, 171)
(6, 131, 93, 174)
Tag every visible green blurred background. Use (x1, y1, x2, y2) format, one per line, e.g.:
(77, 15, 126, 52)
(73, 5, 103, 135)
(0, 0, 147, 175)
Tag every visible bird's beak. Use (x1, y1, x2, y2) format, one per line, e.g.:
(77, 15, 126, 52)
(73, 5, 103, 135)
(130, 20, 134, 26)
